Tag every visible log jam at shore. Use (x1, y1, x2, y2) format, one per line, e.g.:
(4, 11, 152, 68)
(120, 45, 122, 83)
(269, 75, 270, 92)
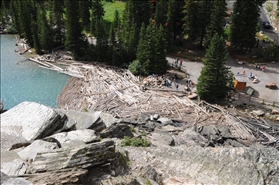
(27, 52, 279, 147)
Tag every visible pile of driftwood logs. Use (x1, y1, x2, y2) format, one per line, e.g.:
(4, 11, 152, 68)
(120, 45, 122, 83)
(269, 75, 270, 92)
(28, 56, 279, 148)
(15, 36, 30, 55)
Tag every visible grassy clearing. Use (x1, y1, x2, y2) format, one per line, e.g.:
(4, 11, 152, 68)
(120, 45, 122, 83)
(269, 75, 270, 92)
(103, 1, 125, 23)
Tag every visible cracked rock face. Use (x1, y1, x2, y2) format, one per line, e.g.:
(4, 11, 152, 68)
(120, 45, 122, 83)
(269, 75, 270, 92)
(124, 145, 279, 185)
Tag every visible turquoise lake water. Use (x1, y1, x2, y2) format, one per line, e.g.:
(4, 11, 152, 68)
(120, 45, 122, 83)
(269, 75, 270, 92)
(0, 35, 71, 110)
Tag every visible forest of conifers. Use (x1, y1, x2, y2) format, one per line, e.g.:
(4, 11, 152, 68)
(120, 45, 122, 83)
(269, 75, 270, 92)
(0, 0, 267, 75)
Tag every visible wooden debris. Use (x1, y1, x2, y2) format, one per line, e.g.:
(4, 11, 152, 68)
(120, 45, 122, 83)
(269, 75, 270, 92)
(29, 54, 278, 148)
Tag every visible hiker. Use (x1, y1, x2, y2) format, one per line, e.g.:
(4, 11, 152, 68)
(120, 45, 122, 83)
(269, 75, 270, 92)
(165, 80, 169, 87)
(180, 60, 182, 67)
(262, 65, 265, 72)
(174, 74, 178, 82)
(176, 84, 179, 91)
(176, 57, 179, 63)
(242, 70, 245, 74)
(249, 72, 253, 77)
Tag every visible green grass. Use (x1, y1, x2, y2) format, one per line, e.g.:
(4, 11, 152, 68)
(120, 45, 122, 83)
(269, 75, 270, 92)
(103, 1, 125, 23)
(121, 136, 151, 147)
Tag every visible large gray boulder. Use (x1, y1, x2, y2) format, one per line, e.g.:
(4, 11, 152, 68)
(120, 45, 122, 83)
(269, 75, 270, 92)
(1, 172, 33, 185)
(1, 102, 63, 150)
(16, 140, 59, 161)
(149, 131, 175, 146)
(99, 124, 133, 139)
(173, 128, 208, 147)
(1, 151, 27, 176)
(44, 129, 100, 149)
(57, 109, 120, 132)
(29, 140, 115, 173)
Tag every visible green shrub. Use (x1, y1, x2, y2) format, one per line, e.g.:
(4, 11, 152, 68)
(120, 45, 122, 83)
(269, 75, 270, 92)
(223, 27, 230, 40)
(128, 60, 148, 76)
(129, 126, 135, 132)
(121, 136, 151, 147)
(5, 24, 17, 34)
(265, 2, 273, 12)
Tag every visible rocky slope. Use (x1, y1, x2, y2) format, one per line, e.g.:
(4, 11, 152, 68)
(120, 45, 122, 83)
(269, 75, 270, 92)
(1, 101, 279, 185)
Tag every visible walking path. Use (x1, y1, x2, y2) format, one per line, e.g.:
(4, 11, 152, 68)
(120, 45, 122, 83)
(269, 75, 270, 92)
(166, 55, 279, 103)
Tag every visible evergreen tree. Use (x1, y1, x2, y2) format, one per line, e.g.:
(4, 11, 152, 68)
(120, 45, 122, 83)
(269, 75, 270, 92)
(64, 0, 83, 58)
(79, 0, 91, 31)
(197, 34, 233, 103)
(183, 0, 213, 47)
(49, 0, 65, 45)
(18, 0, 34, 46)
(136, 23, 149, 75)
(125, 23, 137, 64)
(152, 24, 168, 74)
(229, 0, 265, 51)
(183, 0, 201, 45)
(95, 18, 108, 62)
(90, 0, 104, 36)
(154, 0, 167, 26)
(205, 0, 227, 47)
(137, 23, 167, 75)
(9, 0, 22, 35)
(166, 0, 185, 48)
(37, 6, 52, 51)
(121, 0, 150, 58)
(198, 0, 213, 47)
(113, 10, 120, 32)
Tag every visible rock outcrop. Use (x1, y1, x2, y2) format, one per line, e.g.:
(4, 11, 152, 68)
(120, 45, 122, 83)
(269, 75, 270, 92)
(125, 145, 279, 185)
(29, 140, 115, 173)
(1, 102, 63, 150)
(1, 101, 278, 185)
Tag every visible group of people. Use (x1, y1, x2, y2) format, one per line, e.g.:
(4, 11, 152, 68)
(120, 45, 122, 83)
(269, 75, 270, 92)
(249, 72, 259, 83)
(255, 63, 266, 72)
(173, 57, 183, 68)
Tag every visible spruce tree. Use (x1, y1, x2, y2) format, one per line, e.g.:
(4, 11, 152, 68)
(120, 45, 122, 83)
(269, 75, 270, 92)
(18, 0, 34, 47)
(183, 0, 201, 45)
(205, 0, 227, 47)
(154, 0, 167, 26)
(37, 6, 52, 51)
(95, 18, 108, 62)
(49, 0, 65, 45)
(137, 23, 167, 75)
(166, 0, 185, 47)
(152, 25, 168, 74)
(197, 34, 233, 103)
(64, 0, 83, 58)
(229, 0, 265, 51)
(79, 0, 91, 31)
(183, 0, 213, 47)
(90, 0, 104, 36)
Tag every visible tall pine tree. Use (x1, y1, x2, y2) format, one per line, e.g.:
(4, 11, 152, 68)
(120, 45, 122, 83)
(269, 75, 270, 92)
(79, 0, 91, 31)
(64, 0, 83, 58)
(37, 6, 53, 51)
(229, 0, 265, 51)
(49, 0, 65, 45)
(137, 22, 167, 75)
(197, 34, 233, 103)
(90, 0, 104, 36)
(205, 0, 227, 47)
